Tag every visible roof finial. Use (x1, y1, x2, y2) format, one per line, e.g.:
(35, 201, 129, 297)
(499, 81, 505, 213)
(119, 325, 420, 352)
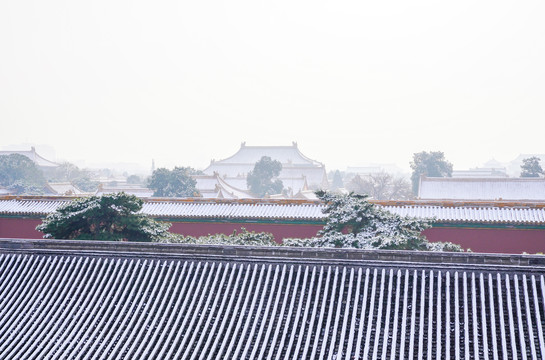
(292, 141, 297, 147)
(241, 142, 246, 147)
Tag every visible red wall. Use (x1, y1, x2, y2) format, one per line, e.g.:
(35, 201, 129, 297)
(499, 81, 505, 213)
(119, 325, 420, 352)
(0, 217, 324, 243)
(0, 218, 44, 239)
(424, 227, 545, 254)
(2, 216, 544, 254)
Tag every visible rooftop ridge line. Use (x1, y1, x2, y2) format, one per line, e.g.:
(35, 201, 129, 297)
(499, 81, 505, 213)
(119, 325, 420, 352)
(1, 239, 544, 268)
(2, 195, 545, 208)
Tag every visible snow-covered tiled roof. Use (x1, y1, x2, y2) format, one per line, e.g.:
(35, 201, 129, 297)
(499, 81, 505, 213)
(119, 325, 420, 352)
(142, 201, 322, 219)
(1, 239, 544, 359)
(0, 199, 66, 215)
(206, 143, 323, 167)
(419, 177, 545, 201)
(385, 205, 545, 224)
(48, 182, 89, 196)
(2, 197, 545, 224)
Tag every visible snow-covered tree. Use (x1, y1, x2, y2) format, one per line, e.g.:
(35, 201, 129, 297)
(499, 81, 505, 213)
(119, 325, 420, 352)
(37, 193, 173, 242)
(286, 191, 463, 251)
(159, 228, 278, 246)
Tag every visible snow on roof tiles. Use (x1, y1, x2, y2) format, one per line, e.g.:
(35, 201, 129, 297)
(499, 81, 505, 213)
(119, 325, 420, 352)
(206, 143, 323, 167)
(2, 197, 545, 225)
(0, 239, 544, 359)
(419, 177, 545, 201)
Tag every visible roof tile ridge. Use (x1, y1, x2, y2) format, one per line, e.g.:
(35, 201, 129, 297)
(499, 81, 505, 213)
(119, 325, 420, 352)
(2, 239, 545, 267)
(31, 149, 60, 167)
(143, 196, 322, 206)
(374, 199, 545, 209)
(291, 145, 324, 167)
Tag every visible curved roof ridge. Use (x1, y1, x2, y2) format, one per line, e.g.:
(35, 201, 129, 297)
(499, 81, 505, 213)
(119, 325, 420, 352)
(0, 147, 60, 167)
(215, 174, 255, 199)
(205, 143, 323, 168)
(422, 176, 545, 183)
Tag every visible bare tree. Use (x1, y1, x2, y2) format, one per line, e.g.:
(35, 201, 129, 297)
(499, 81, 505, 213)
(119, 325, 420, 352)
(346, 172, 413, 200)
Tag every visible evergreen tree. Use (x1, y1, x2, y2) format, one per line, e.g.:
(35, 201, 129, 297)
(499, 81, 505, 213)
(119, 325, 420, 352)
(247, 156, 284, 197)
(148, 167, 200, 197)
(284, 191, 463, 251)
(37, 193, 173, 242)
(331, 170, 344, 190)
(410, 151, 453, 195)
(520, 156, 544, 177)
(0, 154, 47, 194)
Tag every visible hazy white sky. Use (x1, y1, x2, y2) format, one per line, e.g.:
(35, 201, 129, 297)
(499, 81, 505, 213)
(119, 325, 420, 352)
(1, 0, 544, 173)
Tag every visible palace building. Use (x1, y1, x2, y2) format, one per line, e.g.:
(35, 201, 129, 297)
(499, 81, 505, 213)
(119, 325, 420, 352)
(199, 142, 329, 198)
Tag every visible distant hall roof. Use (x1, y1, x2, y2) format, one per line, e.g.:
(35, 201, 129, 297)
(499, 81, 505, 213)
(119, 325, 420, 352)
(203, 143, 329, 190)
(0, 239, 544, 359)
(0, 147, 59, 168)
(206, 142, 324, 167)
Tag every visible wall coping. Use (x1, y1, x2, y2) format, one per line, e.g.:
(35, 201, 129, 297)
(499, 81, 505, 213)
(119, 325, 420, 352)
(2, 195, 545, 208)
(1, 238, 544, 270)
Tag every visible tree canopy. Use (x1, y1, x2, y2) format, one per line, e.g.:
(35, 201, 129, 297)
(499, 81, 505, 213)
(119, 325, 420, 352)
(520, 156, 544, 178)
(0, 154, 47, 194)
(148, 167, 201, 197)
(330, 170, 344, 190)
(410, 151, 453, 195)
(346, 172, 412, 200)
(284, 191, 463, 251)
(159, 228, 278, 246)
(36, 193, 174, 242)
(49, 162, 99, 192)
(247, 156, 284, 197)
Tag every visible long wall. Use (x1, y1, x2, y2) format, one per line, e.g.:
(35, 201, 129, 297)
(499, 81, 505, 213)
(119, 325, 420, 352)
(423, 226, 545, 254)
(0, 217, 43, 239)
(2, 215, 544, 254)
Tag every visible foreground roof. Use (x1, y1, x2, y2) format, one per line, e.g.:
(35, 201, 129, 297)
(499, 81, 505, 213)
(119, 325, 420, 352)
(0, 239, 544, 359)
(2, 197, 545, 225)
(419, 176, 545, 201)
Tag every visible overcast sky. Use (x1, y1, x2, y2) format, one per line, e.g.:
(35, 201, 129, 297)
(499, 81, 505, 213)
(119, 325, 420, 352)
(1, 0, 544, 173)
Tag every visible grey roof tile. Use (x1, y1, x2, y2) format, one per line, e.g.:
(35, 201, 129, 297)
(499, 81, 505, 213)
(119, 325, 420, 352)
(0, 240, 545, 359)
(4, 198, 545, 225)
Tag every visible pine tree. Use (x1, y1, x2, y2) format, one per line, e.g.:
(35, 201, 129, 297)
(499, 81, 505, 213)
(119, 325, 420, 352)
(37, 193, 173, 242)
(520, 157, 544, 177)
(247, 156, 284, 197)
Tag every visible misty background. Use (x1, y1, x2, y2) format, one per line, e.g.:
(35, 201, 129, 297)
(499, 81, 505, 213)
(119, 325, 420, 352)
(1, 1, 544, 173)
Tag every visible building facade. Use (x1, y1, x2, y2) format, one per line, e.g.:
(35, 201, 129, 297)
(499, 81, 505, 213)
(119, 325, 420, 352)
(200, 142, 329, 198)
